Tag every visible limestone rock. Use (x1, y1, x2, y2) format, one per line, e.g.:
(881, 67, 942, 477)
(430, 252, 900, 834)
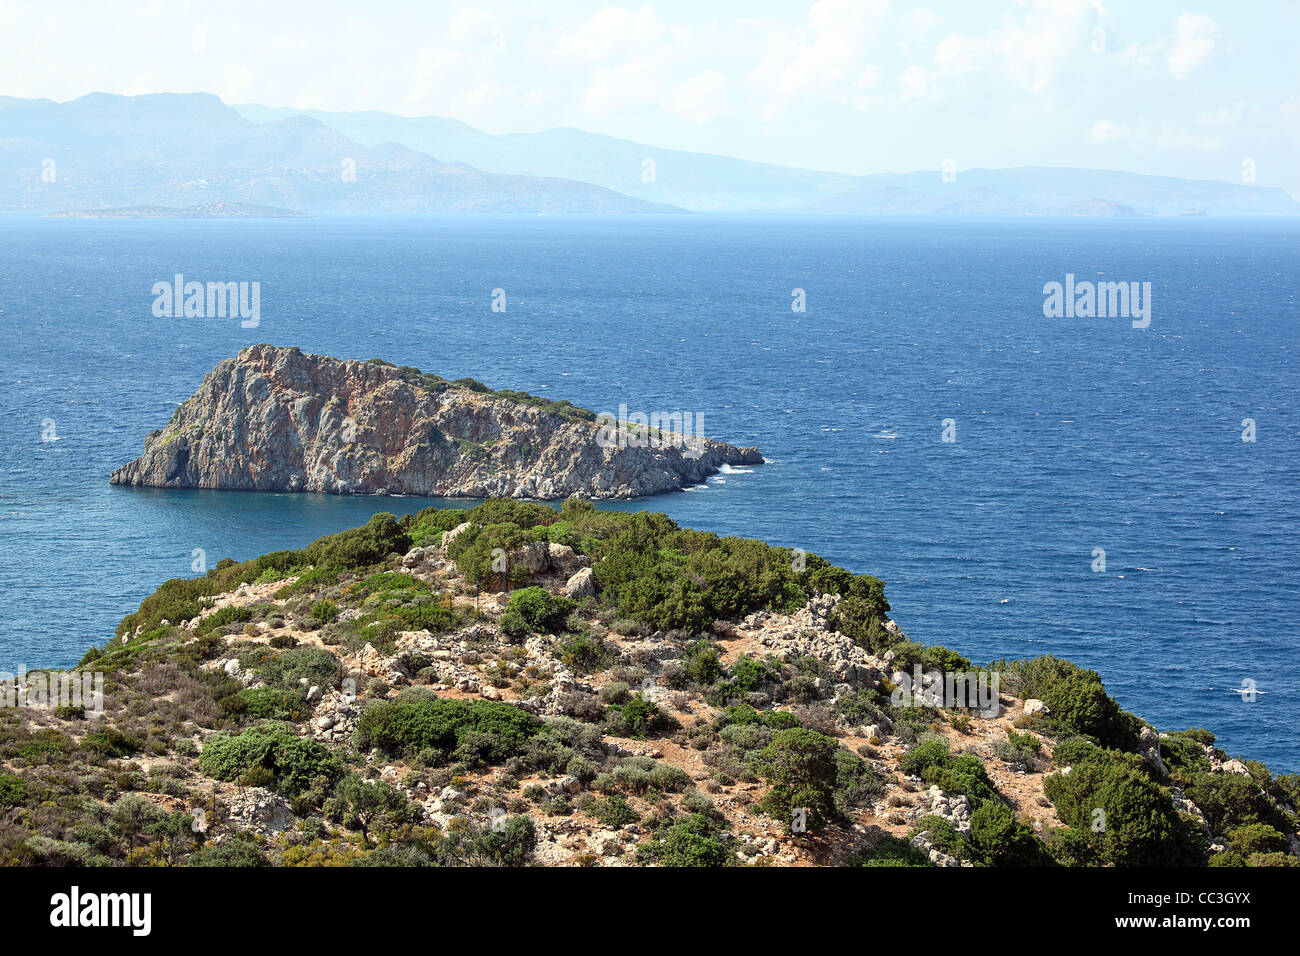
(564, 567, 596, 600)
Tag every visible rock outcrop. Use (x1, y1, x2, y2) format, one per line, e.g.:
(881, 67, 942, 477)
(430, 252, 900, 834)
(110, 345, 763, 499)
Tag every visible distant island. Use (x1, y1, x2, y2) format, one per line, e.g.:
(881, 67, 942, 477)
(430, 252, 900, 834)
(110, 345, 762, 498)
(47, 201, 311, 219)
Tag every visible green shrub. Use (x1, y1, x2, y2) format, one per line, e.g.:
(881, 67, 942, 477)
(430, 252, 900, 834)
(83, 727, 142, 758)
(757, 728, 840, 831)
(995, 656, 1140, 750)
(223, 687, 309, 722)
(405, 507, 470, 548)
(555, 632, 611, 673)
(199, 605, 254, 634)
(966, 800, 1054, 866)
(304, 513, 408, 571)
(900, 739, 951, 777)
(1182, 771, 1282, 834)
(506, 587, 575, 634)
(590, 795, 640, 828)
(323, 774, 418, 846)
(1161, 731, 1214, 780)
(435, 815, 537, 867)
(236, 646, 341, 691)
(0, 773, 28, 810)
(845, 834, 929, 867)
(684, 640, 723, 686)
(309, 600, 339, 625)
(188, 836, 269, 867)
(198, 726, 342, 798)
(637, 814, 737, 867)
(1043, 751, 1202, 865)
(354, 698, 541, 763)
(606, 694, 679, 739)
(899, 739, 998, 805)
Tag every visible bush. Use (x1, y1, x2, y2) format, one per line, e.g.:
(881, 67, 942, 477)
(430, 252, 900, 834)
(309, 600, 339, 625)
(405, 507, 470, 548)
(590, 795, 640, 828)
(555, 632, 610, 673)
(188, 836, 270, 867)
(899, 739, 998, 805)
(996, 656, 1140, 751)
(506, 587, 575, 634)
(757, 728, 840, 831)
(223, 687, 309, 722)
(637, 814, 737, 867)
(844, 835, 929, 867)
(83, 727, 142, 758)
(323, 775, 418, 846)
(305, 513, 408, 571)
(198, 727, 342, 798)
(0, 774, 27, 810)
(354, 698, 541, 764)
(1182, 771, 1282, 834)
(606, 694, 679, 739)
(966, 800, 1054, 866)
(1043, 751, 1202, 865)
(436, 815, 537, 867)
(237, 646, 341, 691)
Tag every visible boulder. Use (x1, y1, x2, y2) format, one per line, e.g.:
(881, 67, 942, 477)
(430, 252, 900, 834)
(564, 567, 596, 600)
(1023, 698, 1050, 716)
(441, 522, 473, 550)
(547, 542, 586, 576)
(511, 540, 551, 574)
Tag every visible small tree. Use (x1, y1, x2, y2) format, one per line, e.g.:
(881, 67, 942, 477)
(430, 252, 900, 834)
(758, 728, 839, 832)
(325, 774, 410, 847)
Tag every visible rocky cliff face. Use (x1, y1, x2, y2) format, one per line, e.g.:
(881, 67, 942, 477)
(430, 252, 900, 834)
(110, 345, 763, 499)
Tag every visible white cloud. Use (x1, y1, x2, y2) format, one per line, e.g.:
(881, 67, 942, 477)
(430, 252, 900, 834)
(1168, 13, 1218, 80)
(448, 8, 508, 52)
(405, 8, 514, 112)
(898, 65, 939, 102)
(928, 0, 1110, 94)
(553, 5, 689, 64)
(750, 0, 889, 117)
(1087, 118, 1226, 152)
(898, 8, 942, 55)
(665, 69, 725, 124)
(1088, 119, 1129, 144)
(554, 5, 694, 115)
(1197, 101, 1246, 126)
(850, 65, 880, 110)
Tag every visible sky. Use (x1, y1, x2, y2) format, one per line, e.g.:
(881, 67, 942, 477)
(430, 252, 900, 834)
(2, 0, 1297, 193)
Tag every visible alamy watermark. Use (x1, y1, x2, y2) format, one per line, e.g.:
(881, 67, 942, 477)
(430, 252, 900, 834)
(152, 274, 260, 328)
(890, 664, 1000, 718)
(595, 405, 707, 459)
(1, 666, 104, 716)
(1043, 274, 1151, 328)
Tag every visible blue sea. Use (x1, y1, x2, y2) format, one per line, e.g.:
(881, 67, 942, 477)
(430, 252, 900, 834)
(0, 214, 1296, 770)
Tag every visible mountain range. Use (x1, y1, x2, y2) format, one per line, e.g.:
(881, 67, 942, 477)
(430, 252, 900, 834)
(0, 93, 677, 214)
(1, 92, 1296, 216)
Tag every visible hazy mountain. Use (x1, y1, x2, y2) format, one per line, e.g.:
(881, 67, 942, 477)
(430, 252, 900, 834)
(234, 103, 861, 212)
(235, 103, 1300, 217)
(0, 93, 681, 214)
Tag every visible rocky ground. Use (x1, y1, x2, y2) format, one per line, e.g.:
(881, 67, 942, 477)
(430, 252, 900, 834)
(12, 506, 1295, 869)
(102, 526, 1246, 867)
